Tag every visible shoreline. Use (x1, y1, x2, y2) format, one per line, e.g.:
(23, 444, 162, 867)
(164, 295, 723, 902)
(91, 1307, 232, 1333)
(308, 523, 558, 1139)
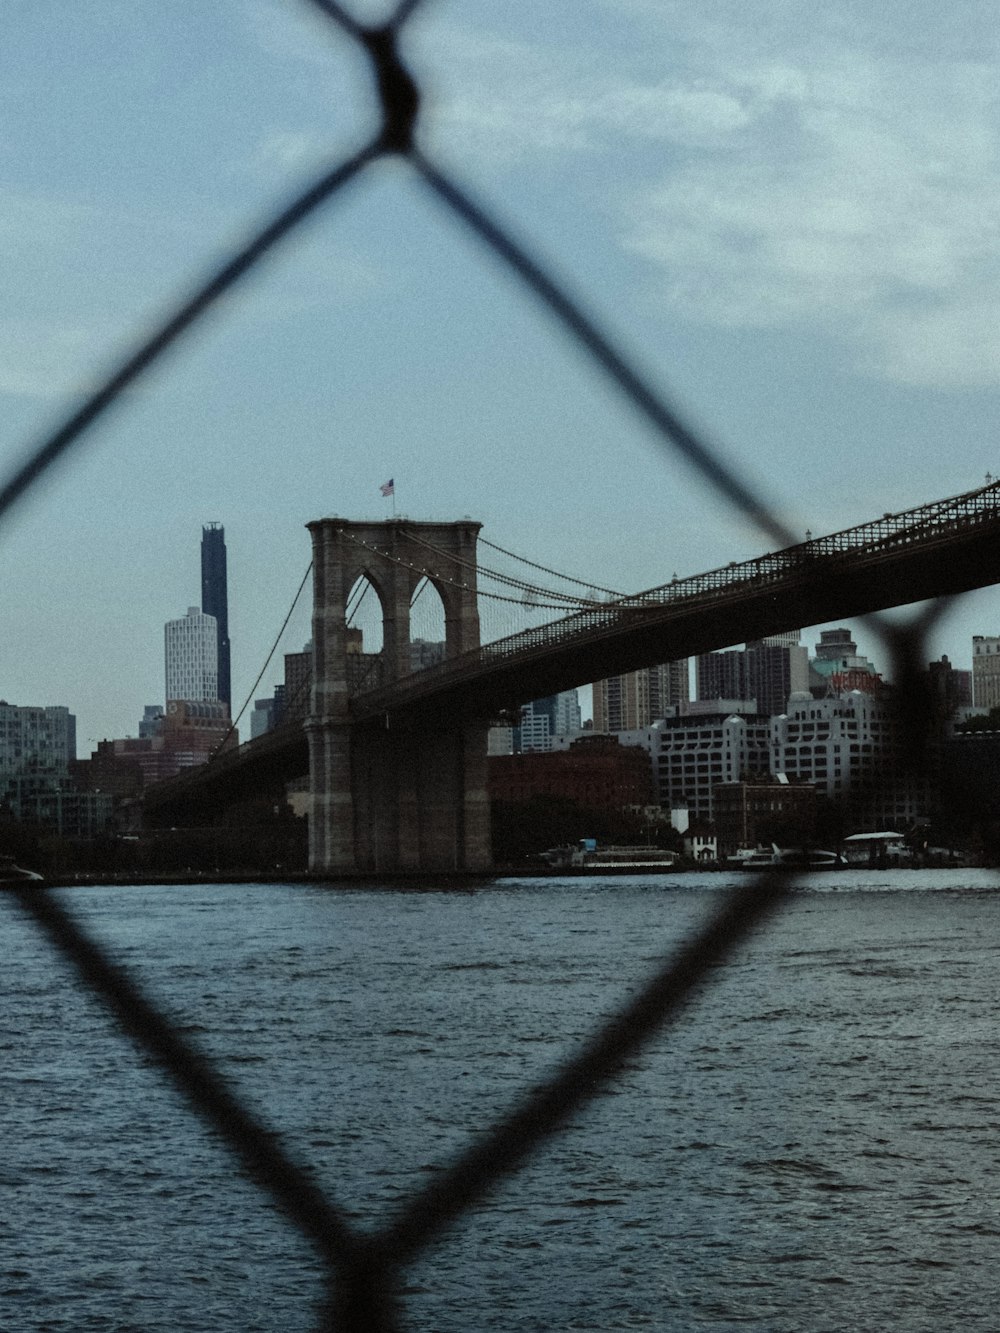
(36, 864, 686, 889)
(30, 860, 980, 889)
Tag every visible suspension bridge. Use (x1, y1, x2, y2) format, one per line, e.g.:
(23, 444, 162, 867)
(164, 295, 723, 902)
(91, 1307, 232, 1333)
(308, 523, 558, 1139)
(144, 477, 1000, 871)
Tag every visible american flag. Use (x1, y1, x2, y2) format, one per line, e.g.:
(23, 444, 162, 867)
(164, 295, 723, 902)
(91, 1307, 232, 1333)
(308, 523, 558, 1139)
(379, 478, 394, 497)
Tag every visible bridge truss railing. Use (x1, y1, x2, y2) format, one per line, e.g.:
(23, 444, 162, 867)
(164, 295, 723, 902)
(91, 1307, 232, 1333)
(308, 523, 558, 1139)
(353, 476, 1000, 712)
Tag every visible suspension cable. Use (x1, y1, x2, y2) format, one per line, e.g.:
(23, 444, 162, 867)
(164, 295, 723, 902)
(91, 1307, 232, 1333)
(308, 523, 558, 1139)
(344, 529, 609, 610)
(401, 529, 601, 605)
(339, 531, 601, 611)
(478, 535, 624, 598)
(210, 562, 313, 759)
(346, 577, 371, 624)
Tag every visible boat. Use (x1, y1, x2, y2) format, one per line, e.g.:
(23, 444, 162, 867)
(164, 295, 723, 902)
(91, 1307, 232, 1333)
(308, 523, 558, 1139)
(771, 846, 845, 869)
(540, 839, 679, 872)
(727, 844, 845, 870)
(0, 855, 43, 883)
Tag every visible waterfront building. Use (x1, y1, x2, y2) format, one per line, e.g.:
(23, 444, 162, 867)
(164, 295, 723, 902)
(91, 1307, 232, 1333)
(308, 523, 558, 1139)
(489, 734, 653, 811)
(813, 628, 862, 662)
(78, 738, 187, 793)
(3, 778, 115, 839)
(72, 740, 148, 799)
(939, 726, 1000, 828)
(683, 821, 718, 862)
(713, 778, 819, 857)
(972, 635, 1000, 710)
(165, 606, 219, 705)
(770, 690, 924, 831)
(592, 662, 688, 732)
(0, 701, 76, 777)
(652, 701, 771, 822)
(201, 523, 231, 710)
(0, 700, 114, 837)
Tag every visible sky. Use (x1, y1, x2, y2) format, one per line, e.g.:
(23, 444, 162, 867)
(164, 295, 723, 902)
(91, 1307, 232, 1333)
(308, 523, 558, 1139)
(2, 0, 1000, 753)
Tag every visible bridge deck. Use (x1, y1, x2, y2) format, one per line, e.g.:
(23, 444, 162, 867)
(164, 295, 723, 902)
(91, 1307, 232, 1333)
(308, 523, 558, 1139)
(352, 478, 1000, 718)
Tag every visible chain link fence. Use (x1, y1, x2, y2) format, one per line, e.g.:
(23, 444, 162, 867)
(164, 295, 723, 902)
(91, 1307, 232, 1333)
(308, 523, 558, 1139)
(1, 2, 991, 1328)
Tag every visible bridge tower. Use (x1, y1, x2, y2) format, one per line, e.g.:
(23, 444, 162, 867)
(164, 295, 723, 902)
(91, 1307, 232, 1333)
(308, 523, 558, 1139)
(305, 517, 490, 874)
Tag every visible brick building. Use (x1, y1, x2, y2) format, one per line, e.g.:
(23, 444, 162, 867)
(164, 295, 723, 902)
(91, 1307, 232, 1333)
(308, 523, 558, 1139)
(75, 701, 238, 797)
(489, 734, 653, 811)
(713, 779, 819, 857)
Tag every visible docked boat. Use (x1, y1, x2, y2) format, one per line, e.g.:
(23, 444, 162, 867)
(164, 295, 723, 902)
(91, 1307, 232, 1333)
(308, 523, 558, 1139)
(0, 855, 43, 883)
(540, 839, 679, 872)
(728, 844, 844, 870)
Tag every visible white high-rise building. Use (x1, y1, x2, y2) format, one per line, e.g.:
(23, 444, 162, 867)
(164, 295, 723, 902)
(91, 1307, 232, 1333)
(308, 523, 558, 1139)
(165, 607, 218, 704)
(972, 636, 1000, 711)
(652, 701, 770, 821)
(771, 690, 925, 829)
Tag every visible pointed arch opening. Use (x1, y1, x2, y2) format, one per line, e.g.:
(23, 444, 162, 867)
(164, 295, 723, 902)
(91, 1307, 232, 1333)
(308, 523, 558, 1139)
(347, 572, 386, 692)
(409, 575, 447, 672)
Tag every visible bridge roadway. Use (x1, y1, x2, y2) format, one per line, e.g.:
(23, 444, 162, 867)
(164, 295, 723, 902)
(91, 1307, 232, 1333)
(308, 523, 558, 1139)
(144, 479, 1000, 822)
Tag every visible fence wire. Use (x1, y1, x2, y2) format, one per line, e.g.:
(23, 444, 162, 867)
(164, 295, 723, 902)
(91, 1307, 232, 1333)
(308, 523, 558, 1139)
(0, 1, 987, 1329)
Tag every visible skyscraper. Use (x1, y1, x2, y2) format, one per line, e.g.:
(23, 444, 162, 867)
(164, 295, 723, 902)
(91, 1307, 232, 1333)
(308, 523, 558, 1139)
(743, 639, 809, 716)
(201, 522, 231, 710)
(165, 607, 218, 704)
(514, 690, 583, 752)
(696, 637, 809, 716)
(592, 662, 689, 732)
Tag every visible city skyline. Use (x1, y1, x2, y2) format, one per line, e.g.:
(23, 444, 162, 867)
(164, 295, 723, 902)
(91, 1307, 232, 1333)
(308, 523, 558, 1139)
(4, 503, 999, 756)
(3, 1, 1000, 748)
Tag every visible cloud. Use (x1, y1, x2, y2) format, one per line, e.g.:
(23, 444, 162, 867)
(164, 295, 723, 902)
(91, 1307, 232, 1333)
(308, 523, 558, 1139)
(623, 47, 1000, 386)
(416, 26, 764, 163)
(251, 128, 334, 169)
(229, 2, 1000, 390)
(410, 4, 1000, 388)
(874, 301, 1000, 388)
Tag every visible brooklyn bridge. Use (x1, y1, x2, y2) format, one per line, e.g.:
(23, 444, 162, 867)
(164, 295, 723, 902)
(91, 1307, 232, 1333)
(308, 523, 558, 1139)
(143, 477, 1000, 872)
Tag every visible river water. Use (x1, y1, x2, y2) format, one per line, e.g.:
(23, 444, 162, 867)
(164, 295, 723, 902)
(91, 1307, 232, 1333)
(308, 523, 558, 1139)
(3, 870, 1000, 1331)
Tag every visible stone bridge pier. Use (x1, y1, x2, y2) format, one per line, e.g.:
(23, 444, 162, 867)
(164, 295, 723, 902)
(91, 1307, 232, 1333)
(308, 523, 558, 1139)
(305, 518, 491, 874)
